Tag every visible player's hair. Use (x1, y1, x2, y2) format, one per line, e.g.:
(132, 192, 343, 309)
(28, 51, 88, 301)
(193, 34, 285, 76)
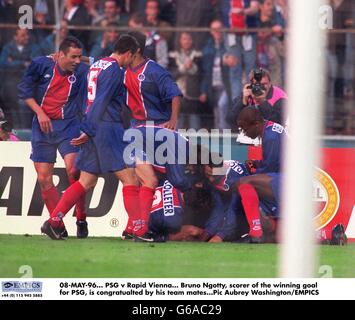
(238, 106, 264, 125)
(126, 31, 146, 55)
(59, 36, 83, 54)
(114, 34, 139, 54)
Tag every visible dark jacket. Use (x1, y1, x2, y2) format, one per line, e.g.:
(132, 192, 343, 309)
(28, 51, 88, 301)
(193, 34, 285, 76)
(66, 5, 91, 50)
(200, 37, 231, 105)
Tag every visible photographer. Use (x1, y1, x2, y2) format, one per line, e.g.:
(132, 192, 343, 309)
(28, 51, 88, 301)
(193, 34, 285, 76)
(231, 68, 287, 126)
(0, 108, 19, 141)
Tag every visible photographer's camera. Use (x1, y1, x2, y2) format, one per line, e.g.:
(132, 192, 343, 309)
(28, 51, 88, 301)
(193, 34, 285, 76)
(248, 68, 267, 97)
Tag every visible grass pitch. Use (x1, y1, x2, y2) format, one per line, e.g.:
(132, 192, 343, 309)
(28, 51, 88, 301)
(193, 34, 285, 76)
(0, 234, 354, 278)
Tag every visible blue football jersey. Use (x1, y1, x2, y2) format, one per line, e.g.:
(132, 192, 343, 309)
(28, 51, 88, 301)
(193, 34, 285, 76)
(256, 121, 286, 173)
(124, 59, 182, 123)
(214, 160, 250, 192)
(18, 56, 88, 121)
(81, 57, 126, 137)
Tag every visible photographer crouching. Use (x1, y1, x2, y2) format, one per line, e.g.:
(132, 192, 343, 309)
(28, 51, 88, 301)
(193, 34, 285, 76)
(231, 68, 287, 126)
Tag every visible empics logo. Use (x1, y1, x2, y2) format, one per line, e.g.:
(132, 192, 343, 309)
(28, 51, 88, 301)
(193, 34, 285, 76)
(313, 168, 340, 230)
(2, 282, 14, 289)
(1, 281, 42, 293)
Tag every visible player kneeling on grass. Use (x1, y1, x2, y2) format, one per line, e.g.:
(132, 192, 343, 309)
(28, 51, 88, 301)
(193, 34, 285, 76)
(40, 35, 141, 240)
(199, 157, 278, 243)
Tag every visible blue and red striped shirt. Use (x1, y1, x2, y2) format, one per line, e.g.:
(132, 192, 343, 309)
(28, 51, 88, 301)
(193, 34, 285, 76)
(124, 59, 182, 123)
(18, 56, 88, 120)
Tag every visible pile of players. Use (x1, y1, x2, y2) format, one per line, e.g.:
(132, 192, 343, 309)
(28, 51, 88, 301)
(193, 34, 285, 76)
(17, 32, 346, 245)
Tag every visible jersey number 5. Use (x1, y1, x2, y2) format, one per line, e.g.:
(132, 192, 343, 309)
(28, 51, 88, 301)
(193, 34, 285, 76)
(88, 69, 99, 104)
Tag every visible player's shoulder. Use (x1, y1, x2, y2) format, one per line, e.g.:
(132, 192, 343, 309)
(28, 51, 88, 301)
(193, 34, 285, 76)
(92, 57, 119, 71)
(25, 56, 55, 75)
(76, 61, 89, 74)
(92, 57, 123, 77)
(31, 56, 55, 67)
(146, 59, 167, 74)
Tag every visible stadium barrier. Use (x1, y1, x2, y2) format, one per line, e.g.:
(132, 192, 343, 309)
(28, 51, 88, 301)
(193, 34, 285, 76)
(0, 142, 127, 237)
(0, 141, 354, 241)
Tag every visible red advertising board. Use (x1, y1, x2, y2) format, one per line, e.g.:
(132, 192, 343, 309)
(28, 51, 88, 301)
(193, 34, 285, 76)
(248, 147, 355, 242)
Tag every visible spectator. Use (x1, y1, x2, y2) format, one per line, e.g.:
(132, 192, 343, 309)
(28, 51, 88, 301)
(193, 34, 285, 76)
(256, 0, 285, 87)
(275, 0, 288, 23)
(200, 19, 236, 130)
(221, 0, 260, 100)
(128, 0, 147, 15)
(32, 0, 51, 46)
(175, 0, 217, 50)
(169, 32, 203, 129)
(39, 20, 69, 56)
(159, 0, 177, 26)
(326, 0, 353, 134)
(90, 22, 120, 60)
(231, 68, 287, 126)
(0, 28, 40, 128)
(63, 0, 91, 50)
(89, 0, 128, 51)
(101, 0, 128, 26)
(0, 0, 17, 51)
(144, 0, 173, 46)
(84, 0, 103, 25)
(128, 12, 169, 68)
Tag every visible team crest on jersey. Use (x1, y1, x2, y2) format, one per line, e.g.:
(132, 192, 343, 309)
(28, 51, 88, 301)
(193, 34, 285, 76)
(313, 167, 340, 230)
(68, 75, 77, 84)
(138, 73, 145, 82)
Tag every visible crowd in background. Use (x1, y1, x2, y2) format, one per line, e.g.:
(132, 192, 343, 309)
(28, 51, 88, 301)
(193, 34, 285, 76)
(0, 0, 354, 134)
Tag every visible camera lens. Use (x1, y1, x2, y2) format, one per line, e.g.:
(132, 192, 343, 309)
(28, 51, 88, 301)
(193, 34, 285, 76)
(251, 83, 264, 97)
